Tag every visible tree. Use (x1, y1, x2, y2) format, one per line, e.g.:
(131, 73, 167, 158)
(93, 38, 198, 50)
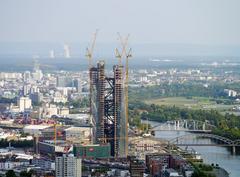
(20, 170, 34, 177)
(5, 170, 16, 177)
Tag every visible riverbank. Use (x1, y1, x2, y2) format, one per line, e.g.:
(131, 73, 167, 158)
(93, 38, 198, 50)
(167, 145, 229, 177)
(213, 167, 229, 177)
(142, 120, 239, 177)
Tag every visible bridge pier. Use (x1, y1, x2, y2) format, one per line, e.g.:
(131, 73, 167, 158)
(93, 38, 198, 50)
(232, 146, 236, 155)
(202, 123, 205, 131)
(177, 120, 180, 130)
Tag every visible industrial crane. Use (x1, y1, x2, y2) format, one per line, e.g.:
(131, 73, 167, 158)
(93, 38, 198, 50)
(116, 33, 132, 156)
(86, 30, 98, 143)
(51, 123, 63, 146)
(86, 29, 98, 68)
(38, 122, 62, 146)
(115, 33, 130, 65)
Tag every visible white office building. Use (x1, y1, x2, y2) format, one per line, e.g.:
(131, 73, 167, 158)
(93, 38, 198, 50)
(18, 97, 32, 112)
(55, 154, 81, 177)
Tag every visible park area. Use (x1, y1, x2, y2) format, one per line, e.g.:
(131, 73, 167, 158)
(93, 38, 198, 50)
(144, 97, 237, 113)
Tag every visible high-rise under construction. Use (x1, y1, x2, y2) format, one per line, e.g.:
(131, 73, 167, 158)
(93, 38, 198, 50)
(90, 61, 127, 157)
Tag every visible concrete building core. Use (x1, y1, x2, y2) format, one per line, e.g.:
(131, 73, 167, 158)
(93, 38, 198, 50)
(90, 61, 127, 157)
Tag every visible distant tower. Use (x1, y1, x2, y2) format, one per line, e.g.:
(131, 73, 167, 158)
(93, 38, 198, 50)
(64, 44, 71, 58)
(49, 50, 55, 59)
(23, 71, 31, 82)
(32, 59, 43, 81)
(33, 59, 40, 72)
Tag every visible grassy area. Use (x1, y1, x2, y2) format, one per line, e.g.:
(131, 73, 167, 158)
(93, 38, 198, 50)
(144, 97, 236, 112)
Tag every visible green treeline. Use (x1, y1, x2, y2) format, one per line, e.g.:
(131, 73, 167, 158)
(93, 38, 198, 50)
(5, 170, 35, 177)
(129, 102, 240, 140)
(128, 82, 240, 140)
(0, 97, 16, 104)
(191, 163, 216, 177)
(0, 139, 33, 148)
(129, 82, 240, 100)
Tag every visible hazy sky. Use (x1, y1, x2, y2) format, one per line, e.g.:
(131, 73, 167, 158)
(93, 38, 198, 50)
(0, 0, 240, 46)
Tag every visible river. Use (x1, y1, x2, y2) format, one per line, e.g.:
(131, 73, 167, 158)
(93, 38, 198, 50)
(145, 121, 240, 177)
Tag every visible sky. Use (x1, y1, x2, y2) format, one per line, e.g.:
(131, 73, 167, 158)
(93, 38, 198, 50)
(0, 0, 239, 46)
(0, 0, 240, 58)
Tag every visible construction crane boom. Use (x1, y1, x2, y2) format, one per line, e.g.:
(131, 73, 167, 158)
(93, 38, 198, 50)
(86, 29, 98, 68)
(52, 123, 62, 146)
(115, 33, 129, 65)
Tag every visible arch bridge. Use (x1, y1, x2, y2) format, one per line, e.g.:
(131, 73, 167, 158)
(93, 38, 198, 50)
(150, 119, 216, 132)
(129, 134, 240, 155)
(169, 133, 240, 154)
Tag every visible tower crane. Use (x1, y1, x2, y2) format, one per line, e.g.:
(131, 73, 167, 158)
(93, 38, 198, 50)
(86, 29, 98, 68)
(53, 123, 62, 146)
(39, 122, 62, 146)
(86, 30, 98, 143)
(115, 33, 130, 65)
(116, 33, 132, 156)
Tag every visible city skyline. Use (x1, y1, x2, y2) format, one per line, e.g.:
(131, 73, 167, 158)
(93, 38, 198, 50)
(0, 1, 240, 176)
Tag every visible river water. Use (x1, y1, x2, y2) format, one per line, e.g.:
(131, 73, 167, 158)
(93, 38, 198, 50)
(145, 121, 240, 177)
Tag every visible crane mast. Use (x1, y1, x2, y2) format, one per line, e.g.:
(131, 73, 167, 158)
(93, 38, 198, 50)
(116, 33, 132, 156)
(86, 30, 98, 143)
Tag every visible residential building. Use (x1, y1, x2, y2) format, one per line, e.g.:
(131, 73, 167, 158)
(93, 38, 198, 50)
(55, 154, 81, 177)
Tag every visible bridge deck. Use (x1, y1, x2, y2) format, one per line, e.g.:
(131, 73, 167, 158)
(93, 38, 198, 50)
(153, 130, 212, 133)
(174, 144, 240, 147)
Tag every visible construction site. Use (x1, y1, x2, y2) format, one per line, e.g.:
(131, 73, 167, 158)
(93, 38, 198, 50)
(87, 32, 132, 158)
(18, 32, 132, 161)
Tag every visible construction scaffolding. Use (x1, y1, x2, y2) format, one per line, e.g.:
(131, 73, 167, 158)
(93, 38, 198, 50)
(90, 61, 126, 157)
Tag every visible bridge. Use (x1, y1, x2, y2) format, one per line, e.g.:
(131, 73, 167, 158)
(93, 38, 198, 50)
(150, 119, 216, 133)
(169, 133, 240, 154)
(129, 134, 240, 155)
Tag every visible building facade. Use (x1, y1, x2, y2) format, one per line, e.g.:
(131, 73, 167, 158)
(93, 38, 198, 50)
(90, 61, 127, 157)
(55, 154, 81, 177)
(18, 96, 32, 112)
